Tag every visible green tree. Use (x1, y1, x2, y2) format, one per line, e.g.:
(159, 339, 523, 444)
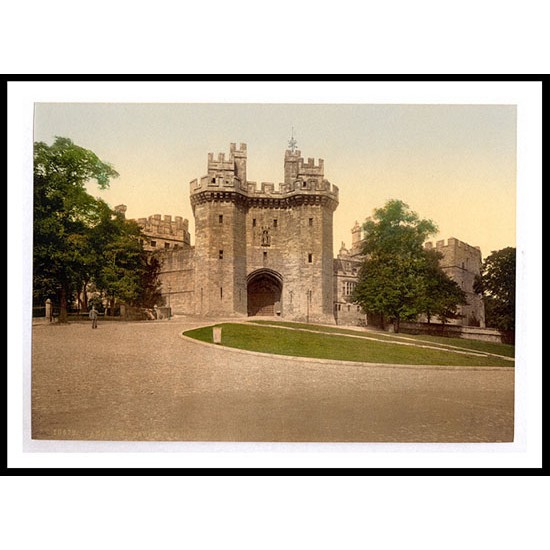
(90, 203, 163, 313)
(474, 247, 516, 331)
(419, 249, 467, 324)
(34, 137, 164, 321)
(352, 199, 466, 332)
(34, 137, 119, 322)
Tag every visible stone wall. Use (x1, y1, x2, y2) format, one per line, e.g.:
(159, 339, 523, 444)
(399, 321, 513, 344)
(189, 143, 338, 322)
(157, 247, 196, 315)
(135, 213, 191, 251)
(424, 238, 486, 327)
(333, 243, 365, 326)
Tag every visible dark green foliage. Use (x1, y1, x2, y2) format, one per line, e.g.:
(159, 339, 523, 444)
(418, 249, 467, 324)
(352, 199, 467, 331)
(33, 137, 120, 321)
(33, 137, 162, 320)
(474, 247, 516, 331)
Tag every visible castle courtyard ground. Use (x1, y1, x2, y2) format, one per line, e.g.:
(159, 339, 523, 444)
(30, 317, 514, 443)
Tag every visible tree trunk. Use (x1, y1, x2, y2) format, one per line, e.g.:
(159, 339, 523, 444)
(81, 282, 88, 313)
(59, 286, 68, 323)
(393, 317, 400, 333)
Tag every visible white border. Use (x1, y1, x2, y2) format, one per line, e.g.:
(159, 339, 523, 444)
(8, 80, 542, 469)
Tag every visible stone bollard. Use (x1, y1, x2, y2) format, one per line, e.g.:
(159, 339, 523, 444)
(213, 326, 222, 344)
(45, 299, 52, 322)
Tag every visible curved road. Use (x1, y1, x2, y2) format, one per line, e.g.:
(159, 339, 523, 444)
(31, 317, 514, 442)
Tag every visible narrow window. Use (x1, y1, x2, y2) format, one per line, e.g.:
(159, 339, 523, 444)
(219, 214, 223, 224)
(164, 242, 170, 249)
(263, 251, 268, 260)
(219, 250, 224, 259)
(211, 177, 216, 183)
(220, 287, 223, 299)
(302, 181, 307, 188)
(273, 219, 278, 228)
(308, 253, 313, 263)
(309, 218, 313, 226)
(150, 240, 157, 247)
(252, 218, 256, 227)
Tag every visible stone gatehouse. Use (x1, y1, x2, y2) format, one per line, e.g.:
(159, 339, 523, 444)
(125, 141, 485, 327)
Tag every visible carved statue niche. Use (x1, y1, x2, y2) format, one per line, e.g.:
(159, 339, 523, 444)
(261, 226, 271, 247)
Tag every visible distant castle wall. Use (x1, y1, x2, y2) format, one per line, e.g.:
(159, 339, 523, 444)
(424, 238, 485, 327)
(157, 246, 195, 315)
(122, 144, 487, 329)
(135, 213, 191, 251)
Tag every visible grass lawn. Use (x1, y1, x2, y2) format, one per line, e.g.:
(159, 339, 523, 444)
(183, 323, 514, 367)
(248, 320, 515, 358)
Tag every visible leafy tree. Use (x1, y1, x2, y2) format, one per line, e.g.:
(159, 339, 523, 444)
(419, 249, 467, 324)
(474, 247, 516, 331)
(34, 137, 119, 322)
(34, 138, 165, 321)
(135, 252, 165, 309)
(90, 203, 164, 313)
(352, 199, 466, 332)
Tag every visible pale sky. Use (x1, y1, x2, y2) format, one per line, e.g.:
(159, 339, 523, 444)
(33, 103, 516, 259)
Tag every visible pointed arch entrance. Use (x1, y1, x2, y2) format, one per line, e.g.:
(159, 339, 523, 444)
(247, 269, 283, 317)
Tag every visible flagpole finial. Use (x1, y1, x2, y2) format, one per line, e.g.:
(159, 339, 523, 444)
(288, 127, 298, 152)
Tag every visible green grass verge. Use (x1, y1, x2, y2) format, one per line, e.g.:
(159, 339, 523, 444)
(183, 323, 514, 367)
(248, 320, 515, 358)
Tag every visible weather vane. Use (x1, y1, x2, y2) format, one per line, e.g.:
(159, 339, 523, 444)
(288, 127, 298, 152)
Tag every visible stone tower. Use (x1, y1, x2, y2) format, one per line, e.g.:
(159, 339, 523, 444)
(424, 238, 486, 327)
(190, 143, 339, 322)
(190, 144, 249, 316)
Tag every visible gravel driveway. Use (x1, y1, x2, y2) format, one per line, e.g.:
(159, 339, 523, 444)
(31, 317, 514, 442)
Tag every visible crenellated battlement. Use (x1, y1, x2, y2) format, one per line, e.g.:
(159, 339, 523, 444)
(299, 156, 324, 173)
(425, 237, 482, 258)
(135, 213, 191, 248)
(190, 143, 338, 205)
(230, 142, 247, 156)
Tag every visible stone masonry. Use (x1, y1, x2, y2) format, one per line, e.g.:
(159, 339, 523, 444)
(126, 142, 485, 327)
(189, 143, 338, 322)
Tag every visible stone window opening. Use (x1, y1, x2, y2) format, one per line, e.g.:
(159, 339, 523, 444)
(302, 181, 307, 188)
(219, 250, 224, 259)
(273, 219, 277, 228)
(343, 281, 356, 296)
(220, 287, 223, 299)
(219, 214, 223, 224)
(252, 218, 256, 227)
(164, 242, 170, 249)
(308, 253, 313, 263)
(150, 240, 157, 247)
(309, 218, 313, 226)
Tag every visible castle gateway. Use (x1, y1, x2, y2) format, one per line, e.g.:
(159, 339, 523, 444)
(149, 143, 339, 323)
(133, 141, 485, 327)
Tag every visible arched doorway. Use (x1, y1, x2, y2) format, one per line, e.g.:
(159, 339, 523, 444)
(247, 269, 283, 317)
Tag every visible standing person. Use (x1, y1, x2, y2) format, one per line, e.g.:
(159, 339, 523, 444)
(89, 305, 99, 329)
